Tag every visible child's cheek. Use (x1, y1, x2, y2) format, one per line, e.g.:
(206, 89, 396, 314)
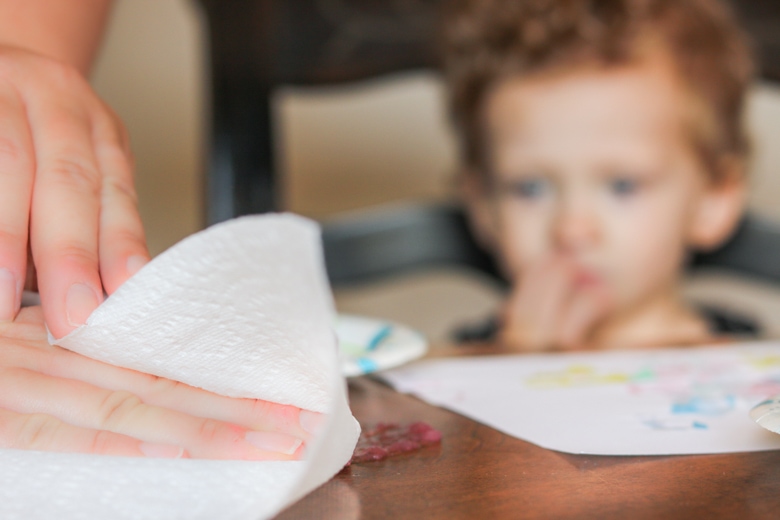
(496, 203, 553, 277)
(607, 204, 688, 307)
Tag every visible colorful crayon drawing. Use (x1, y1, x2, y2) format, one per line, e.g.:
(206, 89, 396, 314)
(383, 343, 780, 455)
(522, 352, 780, 432)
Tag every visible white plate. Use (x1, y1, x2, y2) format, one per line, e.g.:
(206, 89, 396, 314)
(336, 315, 428, 377)
(750, 394, 780, 434)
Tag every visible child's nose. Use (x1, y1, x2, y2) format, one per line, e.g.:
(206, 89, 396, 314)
(552, 204, 600, 252)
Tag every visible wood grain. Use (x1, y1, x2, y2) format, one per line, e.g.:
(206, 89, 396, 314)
(278, 376, 780, 519)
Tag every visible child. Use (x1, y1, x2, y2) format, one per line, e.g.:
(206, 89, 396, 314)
(445, 0, 756, 350)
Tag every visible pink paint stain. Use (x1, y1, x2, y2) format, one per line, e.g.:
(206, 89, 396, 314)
(350, 422, 442, 463)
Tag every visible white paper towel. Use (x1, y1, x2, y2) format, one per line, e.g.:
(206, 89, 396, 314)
(2, 214, 360, 519)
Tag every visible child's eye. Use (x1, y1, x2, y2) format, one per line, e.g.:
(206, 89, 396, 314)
(505, 178, 550, 199)
(608, 177, 641, 197)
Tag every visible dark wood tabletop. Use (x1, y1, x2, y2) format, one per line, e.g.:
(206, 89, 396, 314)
(278, 354, 780, 519)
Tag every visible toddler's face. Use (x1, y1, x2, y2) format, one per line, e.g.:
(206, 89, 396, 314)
(478, 62, 725, 312)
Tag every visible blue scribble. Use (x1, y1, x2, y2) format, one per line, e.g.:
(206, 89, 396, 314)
(643, 418, 708, 431)
(357, 357, 378, 373)
(367, 325, 393, 351)
(671, 395, 735, 416)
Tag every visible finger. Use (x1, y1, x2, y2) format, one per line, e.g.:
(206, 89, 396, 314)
(500, 261, 552, 350)
(1, 307, 326, 440)
(0, 82, 34, 322)
(0, 367, 306, 461)
(508, 257, 575, 350)
(11, 304, 44, 326)
(26, 91, 104, 339)
(0, 305, 47, 343)
(533, 257, 576, 335)
(93, 106, 149, 294)
(26, 346, 321, 439)
(106, 376, 322, 440)
(0, 408, 185, 458)
(557, 286, 612, 350)
(498, 286, 533, 351)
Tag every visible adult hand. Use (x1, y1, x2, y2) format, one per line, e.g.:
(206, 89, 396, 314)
(0, 306, 323, 459)
(499, 256, 612, 351)
(0, 45, 148, 338)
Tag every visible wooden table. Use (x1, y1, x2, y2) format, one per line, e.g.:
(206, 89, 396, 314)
(279, 366, 780, 518)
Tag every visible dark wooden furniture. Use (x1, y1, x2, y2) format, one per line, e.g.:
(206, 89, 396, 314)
(196, 0, 442, 223)
(278, 372, 780, 519)
(733, 0, 780, 82)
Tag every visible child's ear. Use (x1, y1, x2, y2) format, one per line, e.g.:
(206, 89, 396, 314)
(460, 169, 498, 251)
(687, 158, 747, 251)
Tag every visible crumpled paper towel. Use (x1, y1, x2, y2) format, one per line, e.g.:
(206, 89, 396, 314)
(1, 214, 360, 519)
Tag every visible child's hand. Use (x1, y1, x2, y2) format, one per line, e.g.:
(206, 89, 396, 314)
(0, 306, 323, 459)
(0, 46, 148, 338)
(499, 256, 612, 351)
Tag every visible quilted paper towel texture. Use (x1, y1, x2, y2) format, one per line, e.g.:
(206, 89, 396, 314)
(0, 214, 360, 520)
(1, 451, 306, 519)
(54, 213, 336, 412)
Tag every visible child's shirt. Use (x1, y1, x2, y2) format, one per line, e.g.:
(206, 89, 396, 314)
(453, 305, 760, 345)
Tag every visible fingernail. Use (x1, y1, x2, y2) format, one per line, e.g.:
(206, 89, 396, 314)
(299, 410, 325, 436)
(139, 442, 185, 459)
(66, 283, 100, 327)
(126, 255, 148, 276)
(245, 431, 303, 455)
(0, 268, 18, 322)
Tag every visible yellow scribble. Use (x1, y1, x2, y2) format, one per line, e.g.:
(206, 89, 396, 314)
(747, 356, 780, 369)
(526, 364, 630, 388)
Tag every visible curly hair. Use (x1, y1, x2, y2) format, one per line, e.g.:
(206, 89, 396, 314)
(444, 0, 755, 180)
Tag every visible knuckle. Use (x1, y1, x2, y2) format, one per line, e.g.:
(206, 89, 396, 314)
(104, 174, 139, 205)
(94, 101, 132, 153)
(47, 60, 89, 91)
(46, 157, 100, 195)
(98, 390, 143, 430)
(96, 121, 126, 153)
(48, 244, 98, 270)
(263, 401, 299, 429)
(15, 413, 60, 450)
(198, 418, 229, 444)
(89, 430, 117, 455)
(102, 228, 147, 259)
(0, 50, 85, 91)
(0, 136, 25, 166)
(0, 226, 27, 250)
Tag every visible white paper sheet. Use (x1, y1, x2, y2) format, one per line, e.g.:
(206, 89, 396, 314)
(382, 344, 780, 455)
(1, 214, 360, 519)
